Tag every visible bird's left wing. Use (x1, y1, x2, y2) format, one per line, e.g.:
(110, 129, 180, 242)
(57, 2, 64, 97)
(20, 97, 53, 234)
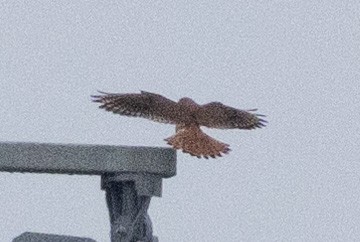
(195, 102, 267, 129)
(91, 91, 186, 124)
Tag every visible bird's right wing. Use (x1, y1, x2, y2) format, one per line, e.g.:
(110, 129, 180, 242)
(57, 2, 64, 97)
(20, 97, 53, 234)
(91, 91, 186, 124)
(196, 102, 267, 129)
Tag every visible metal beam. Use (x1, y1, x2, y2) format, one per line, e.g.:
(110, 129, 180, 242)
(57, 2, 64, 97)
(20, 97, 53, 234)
(0, 142, 176, 178)
(0, 141, 177, 241)
(13, 232, 96, 242)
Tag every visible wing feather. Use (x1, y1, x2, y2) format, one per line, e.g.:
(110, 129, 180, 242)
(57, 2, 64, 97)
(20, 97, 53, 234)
(91, 91, 186, 124)
(196, 102, 267, 129)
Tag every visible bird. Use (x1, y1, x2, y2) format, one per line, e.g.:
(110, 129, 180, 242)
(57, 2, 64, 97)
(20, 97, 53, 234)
(91, 91, 267, 159)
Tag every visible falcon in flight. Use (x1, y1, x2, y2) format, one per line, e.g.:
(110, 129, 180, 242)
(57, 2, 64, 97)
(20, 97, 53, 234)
(91, 91, 267, 159)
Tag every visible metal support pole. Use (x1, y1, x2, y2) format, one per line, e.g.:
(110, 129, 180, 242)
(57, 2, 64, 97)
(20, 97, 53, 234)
(0, 142, 176, 242)
(102, 173, 161, 242)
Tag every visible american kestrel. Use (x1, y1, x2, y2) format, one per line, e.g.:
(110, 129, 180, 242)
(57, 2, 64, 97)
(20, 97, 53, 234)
(91, 91, 267, 159)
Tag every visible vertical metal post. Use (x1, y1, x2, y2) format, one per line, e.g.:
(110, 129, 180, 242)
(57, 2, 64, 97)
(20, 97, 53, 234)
(0, 142, 176, 242)
(102, 173, 161, 242)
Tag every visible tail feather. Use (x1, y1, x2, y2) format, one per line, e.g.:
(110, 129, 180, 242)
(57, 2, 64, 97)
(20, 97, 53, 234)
(165, 125, 230, 159)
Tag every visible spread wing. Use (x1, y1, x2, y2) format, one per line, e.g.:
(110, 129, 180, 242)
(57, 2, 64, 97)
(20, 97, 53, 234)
(195, 102, 267, 129)
(91, 91, 186, 124)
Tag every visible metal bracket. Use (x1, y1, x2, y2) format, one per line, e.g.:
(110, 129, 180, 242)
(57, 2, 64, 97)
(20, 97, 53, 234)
(0, 142, 176, 242)
(102, 173, 160, 242)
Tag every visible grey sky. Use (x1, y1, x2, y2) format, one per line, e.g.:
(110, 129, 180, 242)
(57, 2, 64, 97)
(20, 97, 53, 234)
(1, 1, 360, 241)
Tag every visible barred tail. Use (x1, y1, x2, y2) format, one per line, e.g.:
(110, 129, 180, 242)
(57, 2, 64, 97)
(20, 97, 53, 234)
(164, 125, 230, 159)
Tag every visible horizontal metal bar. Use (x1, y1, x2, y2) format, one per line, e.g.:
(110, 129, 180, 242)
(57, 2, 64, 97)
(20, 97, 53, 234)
(13, 232, 96, 242)
(0, 142, 176, 178)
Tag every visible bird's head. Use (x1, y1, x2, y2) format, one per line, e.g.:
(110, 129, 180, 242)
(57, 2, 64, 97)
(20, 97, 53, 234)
(178, 97, 197, 106)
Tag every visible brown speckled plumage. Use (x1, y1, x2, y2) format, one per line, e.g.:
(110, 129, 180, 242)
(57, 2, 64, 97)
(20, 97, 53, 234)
(91, 91, 267, 158)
